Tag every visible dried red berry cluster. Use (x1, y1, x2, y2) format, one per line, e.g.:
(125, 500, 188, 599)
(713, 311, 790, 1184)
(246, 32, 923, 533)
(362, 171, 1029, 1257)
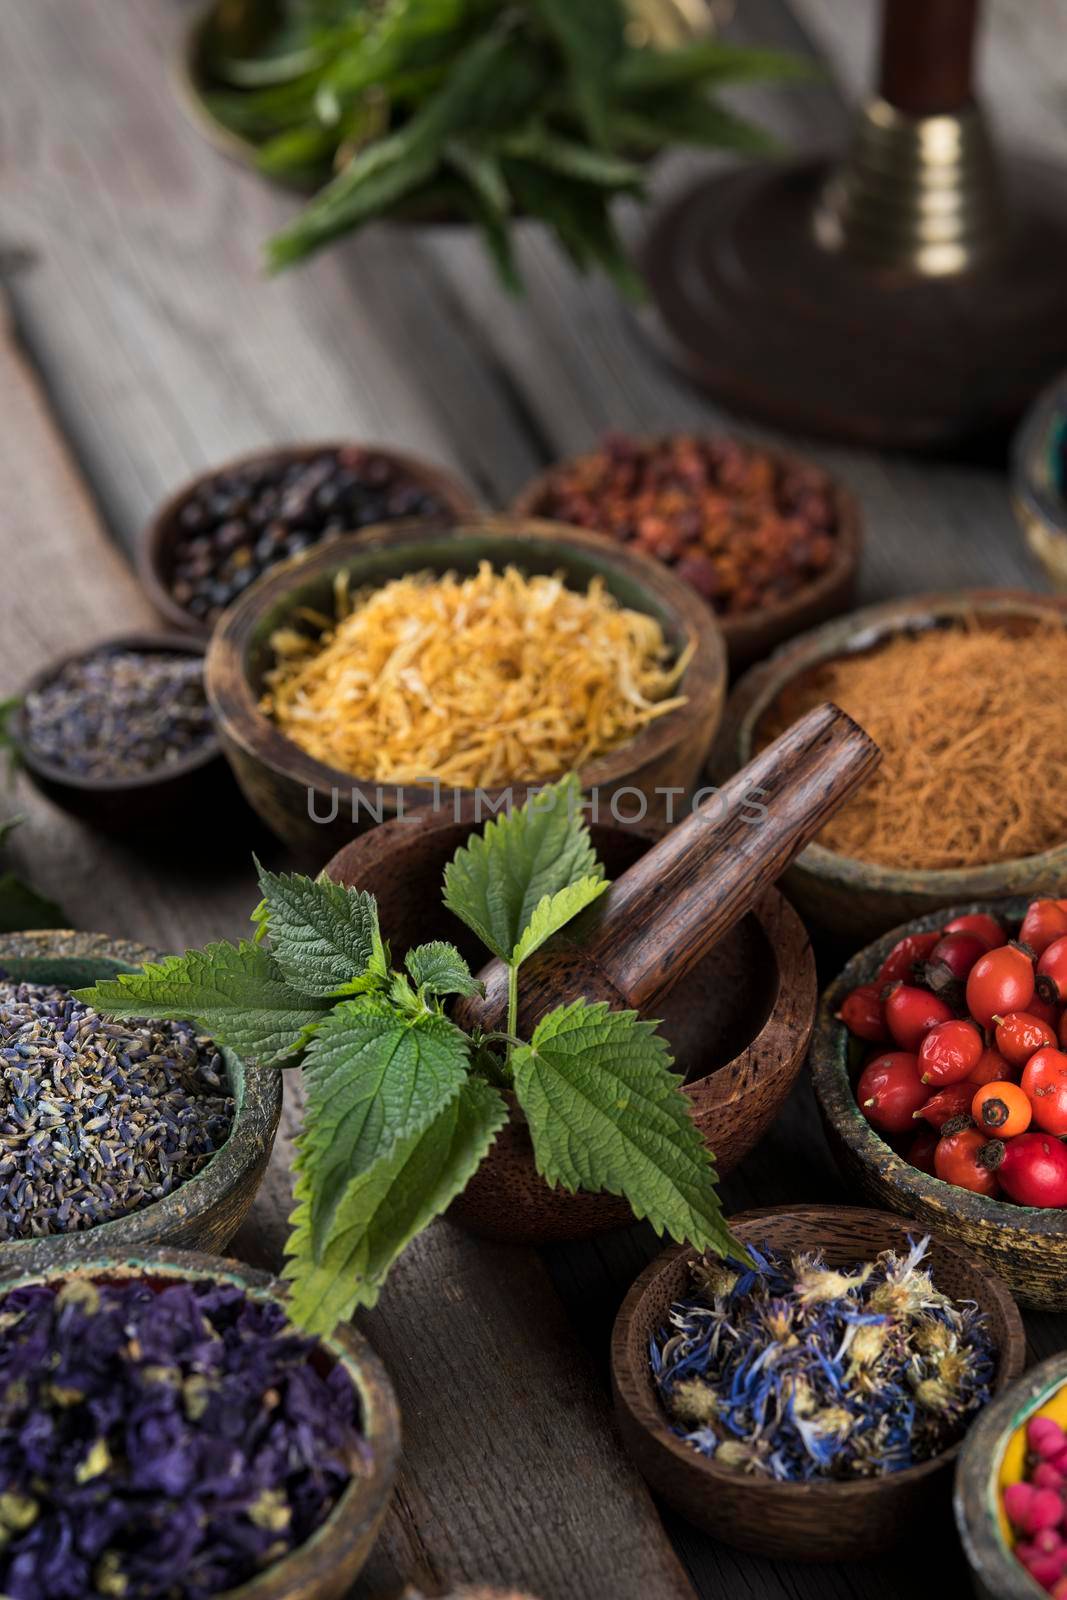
(529, 434, 839, 616)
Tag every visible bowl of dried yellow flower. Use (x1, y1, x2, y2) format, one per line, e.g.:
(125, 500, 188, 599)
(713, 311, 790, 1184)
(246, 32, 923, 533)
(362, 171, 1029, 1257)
(205, 517, 727, 854)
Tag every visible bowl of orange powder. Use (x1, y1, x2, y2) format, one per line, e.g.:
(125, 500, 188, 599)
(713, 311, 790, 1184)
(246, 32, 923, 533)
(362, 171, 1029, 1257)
(713, 590, 1067, 941)
(205, 516, 727, 854)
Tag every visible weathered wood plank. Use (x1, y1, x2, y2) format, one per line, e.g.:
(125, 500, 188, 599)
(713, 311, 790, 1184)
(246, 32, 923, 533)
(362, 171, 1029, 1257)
(0, 299, 695, 1600)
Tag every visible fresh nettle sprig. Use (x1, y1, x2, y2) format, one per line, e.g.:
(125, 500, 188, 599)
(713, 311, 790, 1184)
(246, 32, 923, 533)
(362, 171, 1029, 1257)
(0, 699, 66, 935)
(78, 776, 739, 1336)
(198, 0, 807, 292)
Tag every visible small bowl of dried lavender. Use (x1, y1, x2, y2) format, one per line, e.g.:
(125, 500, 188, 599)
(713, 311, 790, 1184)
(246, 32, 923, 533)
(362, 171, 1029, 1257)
(611, 1204, 1025, 1563)
(140, 441, 479, 636)
(11, 633, 237, 836)
(0, 1247, 401, 1600)
(0, 931, 281, 1271)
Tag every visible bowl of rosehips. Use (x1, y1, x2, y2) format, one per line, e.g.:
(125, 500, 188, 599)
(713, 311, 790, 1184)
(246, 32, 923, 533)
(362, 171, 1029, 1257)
(811, 896, 1067, 1309)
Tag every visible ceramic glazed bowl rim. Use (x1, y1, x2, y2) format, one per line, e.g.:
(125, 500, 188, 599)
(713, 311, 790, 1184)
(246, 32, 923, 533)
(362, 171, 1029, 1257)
(1012, 373, 1067, 541)
(810, 898, 1067, 1239)
(0, 1246, 402, 1600)
(510, 434, 863, 646)
(138, 440, 480, 636)
(0, 931, 282, 1264)
(204, 515, 727, 804)
(954, 1350, 1067, 1600)
(10, 634, 222, 795)
(612, 1202, 1025, 1503)
(732, 590, 1067, 894)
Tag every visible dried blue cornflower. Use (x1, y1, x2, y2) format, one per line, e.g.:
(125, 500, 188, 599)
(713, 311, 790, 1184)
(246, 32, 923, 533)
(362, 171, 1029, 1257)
(650, 1236, 996, 1483)
(0, 1277, 370, 1599)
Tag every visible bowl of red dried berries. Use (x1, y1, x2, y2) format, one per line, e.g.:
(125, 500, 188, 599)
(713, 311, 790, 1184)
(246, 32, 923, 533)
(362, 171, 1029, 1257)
(811, 898, 1067, 1310)
(512, 434, 862, 668)
(139, 442, 479, 636)
(0, 1247, 401, 1600)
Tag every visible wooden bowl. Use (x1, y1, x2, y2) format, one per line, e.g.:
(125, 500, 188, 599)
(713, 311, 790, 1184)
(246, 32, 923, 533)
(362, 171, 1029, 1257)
(510, 438, 862, 671)
(9, 633, 239, 838)
(139, 442, 479, 638)
(0, 1246, 401, 1600)
(323, 806, 816, 1243)
(810, 898, 1067, 1310)
(206, 516, 728, 857)
(611, 1204, 1026, 1563)
(712, 590, 1067, 941)
(0, 930, 282, 1270)
(955, 1353, 1067, 1600)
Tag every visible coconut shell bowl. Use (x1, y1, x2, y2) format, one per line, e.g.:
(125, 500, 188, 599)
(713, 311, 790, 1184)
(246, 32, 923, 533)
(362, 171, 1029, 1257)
(956, 1352, 1067, 1600)
(9, 632, 236, 838)
(611, 1205, 1025, 1564)
(511, 437, 862, 671)
(811, 898, 1067, 1310)
(205, 516, 729, 857)
(0, 1247, 401, 1600)
(321, 696, 883, 1244)
(713, 590, 1067, 942)
(139, 441, 479, 638)
(0, 931, 281, 1272)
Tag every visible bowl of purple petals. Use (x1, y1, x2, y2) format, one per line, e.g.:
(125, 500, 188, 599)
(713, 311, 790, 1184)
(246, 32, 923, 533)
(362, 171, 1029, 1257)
(0, 930, 281, 1272)
(0, 1247, 400, 1600)
(610, 1204, 1025, 1563)
(9, 633, 241, 837)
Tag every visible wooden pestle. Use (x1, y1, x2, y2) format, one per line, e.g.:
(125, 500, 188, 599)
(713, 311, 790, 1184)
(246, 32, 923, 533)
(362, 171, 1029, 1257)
(454, 702, 880, 1038)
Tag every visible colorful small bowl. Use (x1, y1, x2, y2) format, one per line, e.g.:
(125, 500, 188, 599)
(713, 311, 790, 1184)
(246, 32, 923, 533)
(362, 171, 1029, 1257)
(0, 930, 281, 1272)
(139, 442, 479, 638)
(205, 517, 728, 856)
(810, 898, 1067, 1310)
(0, 1247, 401, 1600)
(956, 1353, 1067, 1600)
(611, 1204, 1026, 1563)
(713, 589, 1067, 941)
(511, 437, 862, 671)
(9, 633, 237, 838)
(1012, 372, 1067, 590)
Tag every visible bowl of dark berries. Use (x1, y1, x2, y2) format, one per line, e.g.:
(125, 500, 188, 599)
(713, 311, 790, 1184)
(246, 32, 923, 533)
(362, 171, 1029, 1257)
(140, 441, 479, 636)
(10, 633, 238, 837)
(0, 930, 282, 1272)
(0, 1246, 401, 1600)
(512, 434, 862, 669)
(811, 897, 1067, 1311)
(611, 1204, 1024, 1563)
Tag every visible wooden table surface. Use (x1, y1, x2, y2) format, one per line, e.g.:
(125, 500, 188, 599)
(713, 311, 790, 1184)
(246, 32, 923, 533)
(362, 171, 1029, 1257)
(2, 2, 1065, 1596)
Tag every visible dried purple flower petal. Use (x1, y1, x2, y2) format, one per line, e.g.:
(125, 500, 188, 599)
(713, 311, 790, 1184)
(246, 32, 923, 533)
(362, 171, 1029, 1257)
(0, 1277, 366, 1599)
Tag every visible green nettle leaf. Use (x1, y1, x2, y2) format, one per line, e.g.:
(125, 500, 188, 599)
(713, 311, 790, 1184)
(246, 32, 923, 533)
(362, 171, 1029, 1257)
(405, 941, 482, 998)
(512, 1000, 740, 1259)
(285, 1075, 508, 1333)
(496, 125, 642, 189)
(442, 774, 602, 964)
(254, 861, 380, 996)
(510, 876, 609, 968)
(0, 873, 67, 936)
(75, 942, 331, 1068)
(528, 0, 624, 147)
(300, 997, 471, 1254)
(613, 41, 812, 94)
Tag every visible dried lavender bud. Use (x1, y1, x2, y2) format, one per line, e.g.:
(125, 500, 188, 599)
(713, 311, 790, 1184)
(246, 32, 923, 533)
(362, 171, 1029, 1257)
(22, 648, 213, 781)
(650, 1236, 996, 1481)
(168, 449, 447, 623)
(0, 981, 233, 1239)
(0, 1276, 369, 1599)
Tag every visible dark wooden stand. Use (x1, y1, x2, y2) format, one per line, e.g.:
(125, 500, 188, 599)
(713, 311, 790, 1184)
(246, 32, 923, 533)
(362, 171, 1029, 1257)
(643, 0, 1067, 451)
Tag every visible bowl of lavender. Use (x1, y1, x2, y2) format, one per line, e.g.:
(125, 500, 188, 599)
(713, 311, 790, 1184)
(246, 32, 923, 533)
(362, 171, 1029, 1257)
(0, 931, 282, 1271)
(0, 1246, 401, 1600)
(611, 1204, 1025, 1562)
(10, 633, 237, 837)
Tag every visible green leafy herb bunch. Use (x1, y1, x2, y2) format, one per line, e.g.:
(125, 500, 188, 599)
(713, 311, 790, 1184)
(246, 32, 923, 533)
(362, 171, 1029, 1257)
(78, 777, 738, 1335)
(198, 0, 806, 291)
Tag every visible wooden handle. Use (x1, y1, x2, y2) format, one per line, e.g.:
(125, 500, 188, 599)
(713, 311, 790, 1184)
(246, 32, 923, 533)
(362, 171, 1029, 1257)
(455, 703, 880, 1037)
(878, 0, 980, 115)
